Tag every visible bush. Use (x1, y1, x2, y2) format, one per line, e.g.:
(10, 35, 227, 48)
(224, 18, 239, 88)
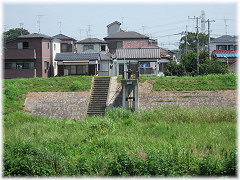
(199, 58, 229, 75)
(164, 61, 186, 76)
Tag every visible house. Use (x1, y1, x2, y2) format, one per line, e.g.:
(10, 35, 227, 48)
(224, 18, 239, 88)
(4, 33, 59, 79)
(55, 52, 113, 76)
(113, 48, 172, 76)
(210, 35, 238, 72)
(76, 38, 109, 53)
(52, 33, 77, 53)
(51, 38, 62, 76)
(104, 21, 159, 53)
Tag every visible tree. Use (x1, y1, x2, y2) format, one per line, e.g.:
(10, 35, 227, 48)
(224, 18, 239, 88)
(3, 28, 30, 42)
(179, 32, 212, 54)
(181, 50, 197, 75)
(164, 61, 185, 76)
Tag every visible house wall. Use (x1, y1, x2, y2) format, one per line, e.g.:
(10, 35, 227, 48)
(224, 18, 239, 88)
(60, 40, 76, 52)
(4, 68, 36, 79)
(210, 42, 237, 54)
(52, 40, 61, 76)
(76, 43, 108, 53)
(123, 39, 158, 48)
(99, 60, 113, 76)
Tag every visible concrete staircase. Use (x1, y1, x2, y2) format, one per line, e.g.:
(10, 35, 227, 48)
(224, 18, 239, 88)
(87, 77, 110, 116)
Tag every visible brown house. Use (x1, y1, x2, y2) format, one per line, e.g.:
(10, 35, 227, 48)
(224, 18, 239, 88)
(4, 33, 53, 79)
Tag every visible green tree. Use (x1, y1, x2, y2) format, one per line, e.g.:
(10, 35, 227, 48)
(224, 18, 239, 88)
(199, 58, 229, 75)
(179, 32, 212, 54)
(164, 61, 185, 76)
(3, 28, 30, 42)
(181, 50, 197, 75)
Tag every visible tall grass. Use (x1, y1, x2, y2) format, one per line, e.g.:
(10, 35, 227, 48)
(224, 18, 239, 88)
(4, 105, 237, 177)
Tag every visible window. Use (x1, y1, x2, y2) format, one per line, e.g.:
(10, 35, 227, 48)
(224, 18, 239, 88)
(216, 45, 227, 50)
(5, 63, 12, 69)
(98, 64, 100, 71)
(228, 45, 234, 50)
(18, 42, 23, 49)
(76, 65, 87, 75)
(101, 45, 106, 51)
(48, 43, 50, 49)
(116, 41, 123, 48)
(44, 61, 49, 70)
(18, 42, 29, 49)
(83, 45, 94, 51)
(54, 44, 56, 50)
(61, 44, 67, 52)
(234, 45, 238, 50)
(23, 42, 29, 49)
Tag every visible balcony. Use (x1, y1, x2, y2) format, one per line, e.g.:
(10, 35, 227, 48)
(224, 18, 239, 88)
(4, 48, 36, 60)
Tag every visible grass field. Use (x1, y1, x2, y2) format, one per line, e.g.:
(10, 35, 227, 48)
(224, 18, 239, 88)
(3, 74, 237, 177)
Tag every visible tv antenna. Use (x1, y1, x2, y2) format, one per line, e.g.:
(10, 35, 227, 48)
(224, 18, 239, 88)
(19, 23, 24, 35)
(58, 21, 62, 34)
(37, 14, 45, 33)
(87, 25, 92, 38)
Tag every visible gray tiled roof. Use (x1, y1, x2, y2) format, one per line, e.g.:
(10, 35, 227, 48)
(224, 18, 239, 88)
(77, 38, 107, 44)
(107, 21, 121, 28)
(113, 48, 162, 59)
(19, 33, 53, 39)
(104, 31, 149, 39)
(211, 35, 237, 43)
(55, 53, 99, 61)
(53, 34, 76, 41)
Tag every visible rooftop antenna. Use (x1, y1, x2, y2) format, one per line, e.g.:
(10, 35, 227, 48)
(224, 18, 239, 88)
(78, 29, 84, 40)
(58, 21, 62, 34)
(142, 25, 147, 35)
(120, 16, 126, 30)
(87, 25, 92, 38)
(37, 14, 45, 33)
(19, 23, 24, 35)
(221, 17, 231, 35)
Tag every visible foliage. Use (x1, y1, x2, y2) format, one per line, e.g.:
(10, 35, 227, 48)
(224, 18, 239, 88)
(180, 50, 197, 75)
(164, 61, 186, 76)
(179, 32, 212, 53)
(3, 105, 237, 177)
(4, 28, 30, 42)
(199, 58, 229, 75)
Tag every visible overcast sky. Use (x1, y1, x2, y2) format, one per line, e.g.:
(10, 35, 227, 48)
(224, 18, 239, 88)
(2, 0, 238, 50)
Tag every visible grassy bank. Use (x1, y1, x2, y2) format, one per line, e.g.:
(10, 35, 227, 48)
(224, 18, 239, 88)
(3, 75, 237, 177)
(4, 105, 236, 176)
(3, 76, 92, 114)
(118, 73, 237, 91)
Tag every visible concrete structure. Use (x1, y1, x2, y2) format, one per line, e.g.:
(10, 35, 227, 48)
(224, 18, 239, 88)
(121, 79, 138, 111)
(4, 33, 54, 78)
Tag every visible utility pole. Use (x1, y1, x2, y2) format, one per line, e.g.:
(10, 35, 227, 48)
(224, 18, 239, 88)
(207, 19, 215, 59)
(185, 25, 188, 54)
(188, 16, 199, 75)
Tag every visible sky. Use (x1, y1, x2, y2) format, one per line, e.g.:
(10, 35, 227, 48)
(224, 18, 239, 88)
(2, 0, 239, 50)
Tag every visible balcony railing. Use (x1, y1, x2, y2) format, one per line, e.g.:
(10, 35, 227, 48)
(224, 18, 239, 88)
(4, 48, 36, 59)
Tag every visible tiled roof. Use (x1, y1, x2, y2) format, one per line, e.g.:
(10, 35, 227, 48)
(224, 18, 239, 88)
(53, 34, 76, 41)
(107, 21, 121, 28)
(113, 48, 163, 59)
(212, 50, 238, 57)
(19, 33, 53, 39)
(55, 53, 99, 61)
(77, 38, 107, 44)
(211, 35, 236, 43)
(104, 31, 149, 39)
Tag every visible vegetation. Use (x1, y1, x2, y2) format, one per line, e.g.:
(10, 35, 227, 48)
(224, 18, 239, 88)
(3, 75, 237, 177)
(165, 50, 229, 76)
(3, 28, 30, 42)
(4, 105, 237, 177)
(3, 76, 92, 114)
